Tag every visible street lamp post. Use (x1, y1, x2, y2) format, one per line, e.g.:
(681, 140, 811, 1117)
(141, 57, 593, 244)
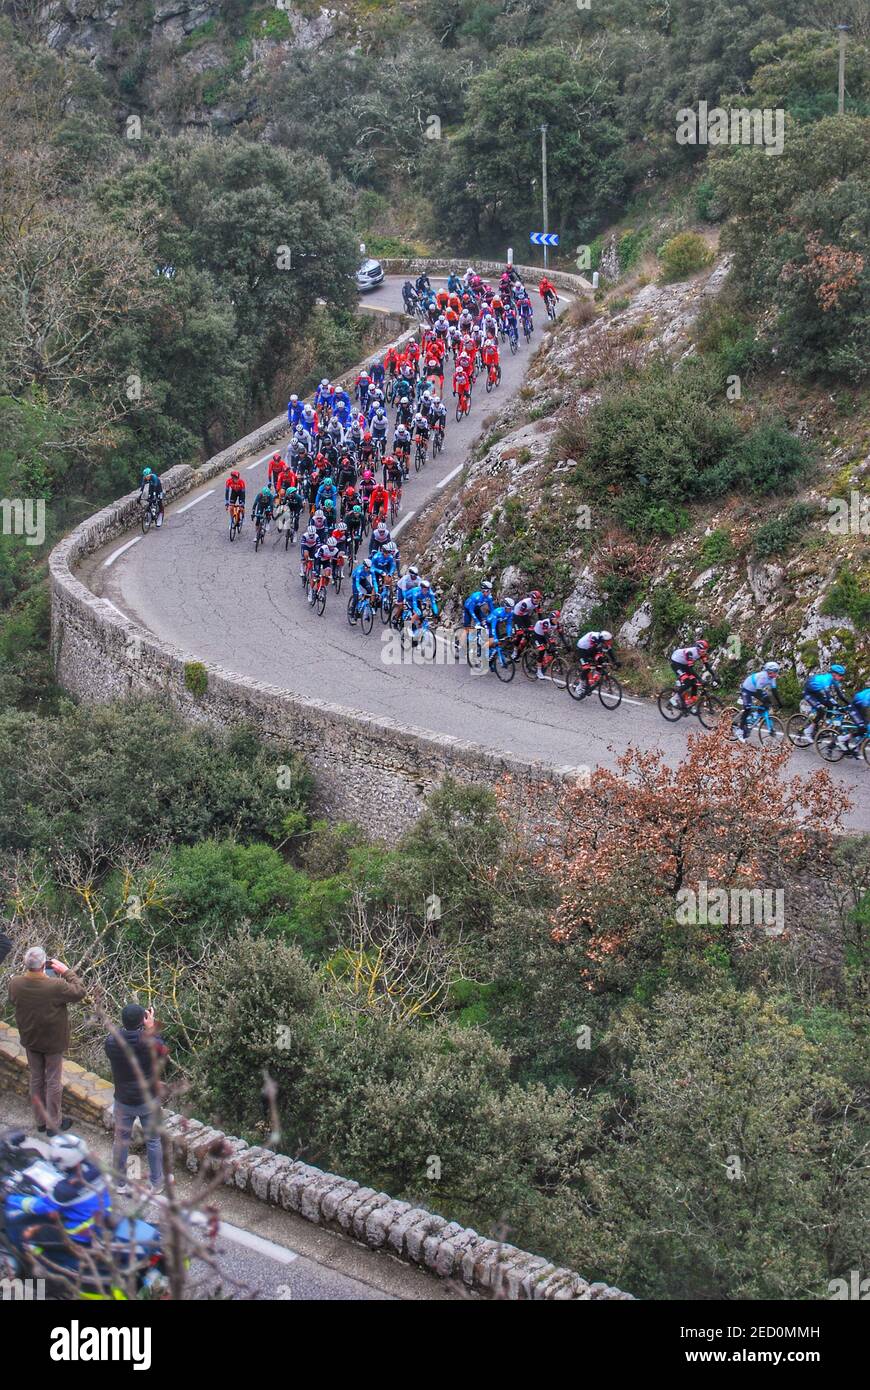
(540, 123, 549, 271)
(837, 25, 849, 115)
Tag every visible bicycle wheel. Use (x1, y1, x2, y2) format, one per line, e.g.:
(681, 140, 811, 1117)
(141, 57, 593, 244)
(414, 447, 423, 473)
(141, 506, 152, 535)
(697, 692, 723, 729)
(521, 648, 539, 680)
(380, 591, 393, 625)
(786, 713, 816, 747)
(509, 334, 518, 355)
(486, 373, 494, 394)
(334, 568, 343, 596)
(566, 664, 588, 701)
(347, 595, 358, 627)
(758, 714, 785, 747)
(315, 585, 327, 615)
(550, 656, 568, 691)
(254, 524, 263, 552)
(466, 629, 482, 668)
(419, 627, 437, 661)
(492, 652, 515, 682)
(815, 728, 846, 762)
(229, 516, 238, 542)
(657, 688, 684, 722)
(862, 737, 870, 766)
(360, 603, 374, 636)
(598, 673, 623, 710)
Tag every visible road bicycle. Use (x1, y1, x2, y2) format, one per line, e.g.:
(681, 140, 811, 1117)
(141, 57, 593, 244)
(566, 660, 623, 709)
(227, 502, 244, 542)
(139, 496, 162, 535)
(455, 392, 471, 423)
(455, 623, 485, 668)
(388, 486, 402, 525)
(506, 323, 519, 355)
(544, 290, 558, 322)
(486, 637, 516, 683)
(432, 424, 445, 459)
(414, 435, 428, 473)
(521, 315, 533, 343)
(308, 566, 333, 615)
(730, 700, 785, 746)
(657, 674, 722, 730)
(814, 717, 870, 764)
(254, 513, 270, 551)
(485, 362, 502, 393)
(522, 645, 568, 689)
(347, 589, 375, 635)
(401, 611, 439, 662)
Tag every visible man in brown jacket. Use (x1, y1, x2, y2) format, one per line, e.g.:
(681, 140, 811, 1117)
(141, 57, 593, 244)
(8, 946, 86, 1134)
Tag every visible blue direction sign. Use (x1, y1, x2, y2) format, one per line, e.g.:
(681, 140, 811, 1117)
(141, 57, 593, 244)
(530, 232, 559, 246)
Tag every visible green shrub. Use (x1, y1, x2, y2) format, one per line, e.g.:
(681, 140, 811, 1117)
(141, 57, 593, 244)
(651, 583, 697, 639)
(752, 502, 815, 558)
(821, 567, 870, 627)
(700, 529, 736, 565)
(714, 422, 809, 497)
(658, 232, 714, 281)
(184, 661, 208, 697)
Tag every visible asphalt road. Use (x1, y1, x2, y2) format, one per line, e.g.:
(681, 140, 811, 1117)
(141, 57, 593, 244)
(0, 1093, 458, 1301)
(82, 277, 870, 831)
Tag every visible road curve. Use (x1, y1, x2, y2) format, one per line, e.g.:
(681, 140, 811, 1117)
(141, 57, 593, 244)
(80, 277, 870, 832)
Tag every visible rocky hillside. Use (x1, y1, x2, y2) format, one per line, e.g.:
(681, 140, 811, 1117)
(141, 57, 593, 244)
(411, 249, 869, 702)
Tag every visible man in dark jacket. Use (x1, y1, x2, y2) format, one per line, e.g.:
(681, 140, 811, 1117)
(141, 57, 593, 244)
(8, 947, 86, 1133)
(105, 1003, 168, 1194)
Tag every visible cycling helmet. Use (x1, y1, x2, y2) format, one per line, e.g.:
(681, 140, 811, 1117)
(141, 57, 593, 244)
(336, 521, 347, 533)
(600, 630, 613, 642)
(539, 618, 552, 632)
(482, 580, 493, 592)
(363, 468, 373, 481)
(313, 510, 325, 525)
(550, 610, 561, 624)
(353, 504, 363, 515)
(142, 467, 152, 478)
(363, 431, 372, 442)
(764, 661, 781, 673)
(49, 1134, 89, 1170)
(531, 590, 543, 605)
(830, 663, 846, 676)
(363, 558, 372, 570)
(383, 541, 398, 555)
(697, 638, 710, 653)
(423, 390, 432, 401)
(229, 469, 240, 480)
(421, 579, 431, 591)
(272, 453, 282, 463)
(303, 404, 314, 418)
(304, 525, 317, 539)
(289, 394, 299, 404)
(409, 565, 419, 578)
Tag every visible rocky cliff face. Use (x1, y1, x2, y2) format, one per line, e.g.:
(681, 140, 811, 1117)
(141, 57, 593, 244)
(412, 260, 869, 690)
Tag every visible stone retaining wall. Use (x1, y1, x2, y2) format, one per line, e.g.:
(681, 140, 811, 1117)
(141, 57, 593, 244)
(0, 1022, 632, 1300)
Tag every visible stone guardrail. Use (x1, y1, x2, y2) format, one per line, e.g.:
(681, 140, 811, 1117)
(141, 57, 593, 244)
(49, 316, 587, 833)
(0, 1021, 632, 1300)
(381, 257, 593, 296)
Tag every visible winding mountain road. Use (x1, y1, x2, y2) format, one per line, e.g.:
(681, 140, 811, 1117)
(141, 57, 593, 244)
(80, 277, 870, 832)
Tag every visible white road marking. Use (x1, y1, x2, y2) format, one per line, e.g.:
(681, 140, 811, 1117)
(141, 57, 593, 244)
(248, 449, 278, 472)
(391, 510, 416, 539)
(436, 463, 464, 489)
(103, 536, 141, 568)
(189, 1212, 299, 1265)
(177, 489, 215, 514)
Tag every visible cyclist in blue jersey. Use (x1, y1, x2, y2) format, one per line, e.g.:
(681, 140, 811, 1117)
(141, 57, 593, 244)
(349, 557, 378, 621)
(736, 663, 782, 740)
(801, 665, 848, 734)
(461, 581, 494, 635)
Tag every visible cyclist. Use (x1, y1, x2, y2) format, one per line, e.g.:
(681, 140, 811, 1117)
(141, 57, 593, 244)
(845, 685, 870, 751)
(539, 276, 559, 314)
(482, 336, 500, 385)
(310, 535, 339, 602)
(518, 291, 534, 334)
(370, 406, 389, 456)
(224, 469, 246, 526)
(251, 485, 275, 538)
(393, 564, 420, 627)
(372, 539, 399, 596)
(402, 281, 419, 314)
(315, 473, 338, 515)
(446, 272, 463, 296)
(369, 480, 390, 525)
(530, 615, 556, 678)
(368, 519, 392, 556)
(413, 410, 431, 457)
(346, 502, 365, 556)
(736, 662, 783, 741)
(512, 591, 543, 643)
(359, 467, 376, 510)
(801, 664, 849, 735)
(287, 393, 304, 427)
(574, 630, 617, 695)
(281, 482, 304, 540)
(355, 369, 371, 411)
(350, 556, 378, 621)
(462, 581, 494, 638)
(670, 638, 711, 709)
(138, 467, 165, 527)
(484, 598, 514, 668)
(394, 422, 412, 476)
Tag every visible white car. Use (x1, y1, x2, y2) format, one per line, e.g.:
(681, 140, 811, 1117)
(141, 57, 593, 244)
(356, 258, 385, 291)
